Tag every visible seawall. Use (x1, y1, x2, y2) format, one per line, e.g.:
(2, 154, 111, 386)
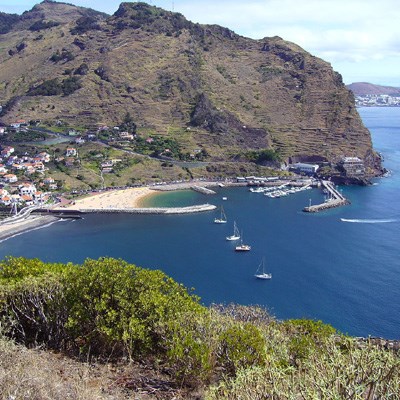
(76, 204, 217, 214)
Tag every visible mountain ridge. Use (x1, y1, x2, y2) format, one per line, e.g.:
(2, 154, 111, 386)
(347, 82, 400, 96)
(0, 1, 382, 176)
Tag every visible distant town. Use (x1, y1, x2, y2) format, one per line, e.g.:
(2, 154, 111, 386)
(354, 94, 400, 107)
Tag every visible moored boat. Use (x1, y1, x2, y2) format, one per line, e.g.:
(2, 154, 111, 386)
(254, 257, 272, 279)
(226, 221, 240, 241)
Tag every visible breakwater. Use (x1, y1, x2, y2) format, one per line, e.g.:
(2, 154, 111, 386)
(303, 180, 350, 212)
(191, 186, 216, 195)
(76, 204, 217, 214)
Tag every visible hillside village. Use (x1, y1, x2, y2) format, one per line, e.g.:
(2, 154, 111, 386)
(0, 142, 54, 209)
(0, 116, 372, 213)
(354, 94, 400, 107)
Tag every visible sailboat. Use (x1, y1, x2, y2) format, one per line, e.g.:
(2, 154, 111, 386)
(226, 221, 240, 241)
(235, 230, 251, 251)
(254, 257, 272, 279)
(214, 206, 227, 224)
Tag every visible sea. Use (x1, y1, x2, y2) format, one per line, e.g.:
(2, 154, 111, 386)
(1, 107, 399, 339)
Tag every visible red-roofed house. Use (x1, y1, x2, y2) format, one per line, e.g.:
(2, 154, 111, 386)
(3, 174, 17, 183)
(65, 148, 77, 157)
(0, 196, 11, 206)
(21, 194, 34, 205)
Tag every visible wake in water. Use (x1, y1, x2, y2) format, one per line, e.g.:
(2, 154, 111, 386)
(0, 218, 68, 243)
(340, 218, 397, 224)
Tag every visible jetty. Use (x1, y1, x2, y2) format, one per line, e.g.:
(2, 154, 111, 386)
(190, 185, 216, 195)
(303, 180, 350, 213)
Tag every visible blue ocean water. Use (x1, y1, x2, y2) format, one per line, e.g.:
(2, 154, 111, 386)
(1, 107, 399, 339)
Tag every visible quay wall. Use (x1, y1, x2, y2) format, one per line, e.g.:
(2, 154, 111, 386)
(303, 199, 350, 213)
(303, 180, 350, 212)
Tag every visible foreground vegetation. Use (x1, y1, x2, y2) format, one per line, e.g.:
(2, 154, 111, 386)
(0, 257, 399, 399)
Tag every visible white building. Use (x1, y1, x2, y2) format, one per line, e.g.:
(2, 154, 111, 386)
(340, 157, 365, 177)
(19, 183, 37, 196)
(290, 163, 319, 174)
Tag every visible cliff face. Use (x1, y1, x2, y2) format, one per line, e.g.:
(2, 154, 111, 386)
(0, 1, 381, 175)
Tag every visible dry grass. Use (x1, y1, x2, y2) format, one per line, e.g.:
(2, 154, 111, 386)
(0, 335, 194, 400)
(0, 337, 115, 400)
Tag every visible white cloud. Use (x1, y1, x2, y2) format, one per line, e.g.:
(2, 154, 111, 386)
(2, 0, 399, 85)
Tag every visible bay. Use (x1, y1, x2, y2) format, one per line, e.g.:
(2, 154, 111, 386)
(1, 107, 399, 339)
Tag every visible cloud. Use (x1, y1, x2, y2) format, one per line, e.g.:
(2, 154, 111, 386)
(3, 0, 399, 85)
(173, 0, 400, 66)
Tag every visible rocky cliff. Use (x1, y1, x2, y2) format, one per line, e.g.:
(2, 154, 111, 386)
(0, 1, 382, 175)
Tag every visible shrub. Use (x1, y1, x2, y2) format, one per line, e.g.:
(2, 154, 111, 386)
(217, 322, 266, 375)
(50, 49, 75, 63)
(29, 20, 60, 31)
(246, 149, 281, 164)
(61, 76, 82, 95)
(70, 16, 101, 35)
(27, 76, 81, 96)
(27, 79, 62, 96)
(0, 257, 205, 360)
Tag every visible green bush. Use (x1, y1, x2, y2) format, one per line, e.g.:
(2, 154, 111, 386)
(0, 257, 205, 360)
(27, 76, 81, 97)
(29, 20, 60, 31)
(50, 49, 75, 63)
(245, 149, 281, 164)
(217, 322, 266, 375)
(27, 79, 62, 96)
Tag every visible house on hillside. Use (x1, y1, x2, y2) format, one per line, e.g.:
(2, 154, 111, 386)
(21, 194, 34, 205)
(43, 177, 57, 190)
(3, 174, 18, 183)
(19, 183, 37, 196)
(1, 146, 15, 158)
(65, 157, 76, 167)
(119, 131, 134, 140)
(36, 152, 51, 163)
(0, 195, 11, 206)
(65, 147, 77, 157)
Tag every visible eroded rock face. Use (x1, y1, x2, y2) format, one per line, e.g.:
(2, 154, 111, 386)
(0, 2, 382, 175)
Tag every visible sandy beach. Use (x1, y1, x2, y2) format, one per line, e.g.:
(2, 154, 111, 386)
(61, 187, 157, 211)
(0, 186, 155, 241)
(0, 182, 220, 241)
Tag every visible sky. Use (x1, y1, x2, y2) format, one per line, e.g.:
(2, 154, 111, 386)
(2, 0, 399, 87)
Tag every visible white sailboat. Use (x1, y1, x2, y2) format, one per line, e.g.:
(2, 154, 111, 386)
(226, 221, 240, 241)
(235, 230, 251, 251)
(214, 206, 227, 224)
(254, 257, 272, 279)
